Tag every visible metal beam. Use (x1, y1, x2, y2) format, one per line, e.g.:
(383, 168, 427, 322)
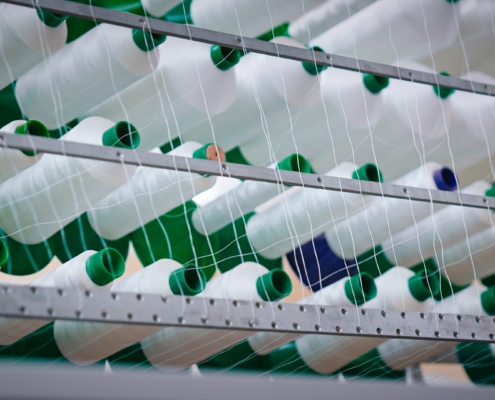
(1, 132, 494, 211)
(0, 284, 494, 344)
(3, 0, 495, 96)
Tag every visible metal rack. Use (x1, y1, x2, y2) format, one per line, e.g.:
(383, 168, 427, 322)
(0, 1, 494, 395)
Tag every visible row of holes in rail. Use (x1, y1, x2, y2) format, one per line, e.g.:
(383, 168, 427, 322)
(4, 286, 495, 341)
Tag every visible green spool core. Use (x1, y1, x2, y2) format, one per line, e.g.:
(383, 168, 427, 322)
(257, 22, 291, 42)
(267, 342, 319, 375)
(169, 264, 206, 296)
(36, 10, 68, 28)
(433, 72, 455, 99)
(277, 153, 311, 173)
(352, 163, 383, 183)
(256, 269, 292, 302)
(410, 257, 438, 274)
(192, 142, 214, 160)
(165, 0, 193, 24)
(0, 238, 9, 268)
(485, 186, 495, 208)
(363, 74, 389, 95)
(225, 147, 250, 165)
(435, 272, 468, 301)
(481, 273, 495, 288)
(408, 269, 439, 302)
(302, 47, 327, 76)
(102, 121, 140, 149)
(356, 245, 396, 278)
(210, 45, 242, 71)
(86, 248, 125, 286)
(14, 120, 50, 156)
(344, 272, 377, 306)
(457, 342, 495, 385)
(160, 137, 182, 154)
(481, 287, 495, 315)
(132, 29, 166, 52)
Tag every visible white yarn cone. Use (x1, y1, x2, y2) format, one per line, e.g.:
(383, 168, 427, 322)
(142, 0, 181, 17)
(382, 181, 495, 268)
(182, 36, 321, 151)
(54, 259, 204, 366)
(0, 248, 124, 345)
(246, 162, 380, 260)
(16, 23, 161, 129)
(354, 60, 454, 179)
(439, 226, 495, 286)
(248, 272, 376, 356)
(293, 266, 437, 375)
(88, 142, 217, 241)
(190, 0, 326, 37)
(0, 117, 139, 244)
(428, 71, 495, 174)
(310, 0, 460, 65)
(0, 4, 67, 90)
(233, 67, 388, 168)
(0, 120, 49, 183)
(326, 162, 457, 260)
(288, 0, 376, 44)
(191, 154, 309, 236)
(139, 262, 291, 372)
(85, 37, 237, 151)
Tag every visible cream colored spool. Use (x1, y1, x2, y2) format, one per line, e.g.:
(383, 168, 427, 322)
(181, 37, 321, 152)
(310, 0, 460, 65)
(85, 37, 236, 151)
(0, 117, 137, 244)
(383, 181, 494, 268)
(0, 4, 67, 90)
(55, 259, 186, 366)
(140, 262, 275, 372)
(246, 162, 369, 260)
(326, 162, 449, 260)
(0, 121, 44, 183)
(16, 23, 159, 129)
(89, 142, 216, 240)
(0, 250, 113, 345)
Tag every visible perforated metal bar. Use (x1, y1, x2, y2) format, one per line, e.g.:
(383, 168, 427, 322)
(3, 0, 495, 96)
(0, 285, 493, 343)
(1, 132, 494, 210)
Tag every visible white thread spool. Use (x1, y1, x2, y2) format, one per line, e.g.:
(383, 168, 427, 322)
(439, 226, 495, 286)
(0, 117, 139, 244)
(310, 0, 460, 65)
(55, 259, 204, 366)
(88, 142, 218, 240)
(141, 0, 181, 17)
(382, 181, 495, 268)
(0, 248, 124, 345)
(190, 0, 326, 37)
(293, 266, 436, 375)
(139, 262, 291, 372)
(0, 120, 49, 183)
(288, 0, 376, 44)
(246, 162, 378, 259)
(248, 272, 376, 355)
(182, 36, 321, 151)
(326, 162, 457, 260)
(0, 4, 67, 90)
(16, 23, 161, 129)
(85, 37, 238, 151)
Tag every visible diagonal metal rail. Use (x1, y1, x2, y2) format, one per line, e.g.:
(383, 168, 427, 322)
(0, 284, 494, 343)
(3, 0, 495, 96)
(1, 132, 494, 210)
